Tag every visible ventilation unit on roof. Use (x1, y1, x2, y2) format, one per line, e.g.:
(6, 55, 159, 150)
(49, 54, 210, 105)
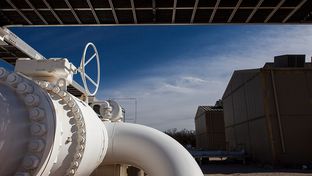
(274, 54, 305, 68)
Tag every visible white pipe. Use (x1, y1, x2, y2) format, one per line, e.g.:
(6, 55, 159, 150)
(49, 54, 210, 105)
(103, 122, 204, 176)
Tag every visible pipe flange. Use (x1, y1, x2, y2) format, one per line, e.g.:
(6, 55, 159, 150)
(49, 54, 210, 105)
(0, 67, 54, 176)
(37, 80, 86, 176)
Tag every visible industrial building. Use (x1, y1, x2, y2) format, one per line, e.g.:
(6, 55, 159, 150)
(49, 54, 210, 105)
(195, 103, 226, 150)
(222, 55, 312, 165)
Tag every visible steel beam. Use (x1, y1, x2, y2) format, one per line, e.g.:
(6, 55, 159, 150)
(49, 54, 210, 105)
(190, 0, 199, 23)
(152, 0, 156, 22)
(0, 6, 297, 11)
(209, 0, 221, 23)
(264, 0, 286, 23)
(87, 0, 100, 24)
(228, 0, 243, 22)
(64, 0, 82, 24)
(108, 0, 119, 24)
(25, 0, 48, 24)
(130, 0, 137, 23)
(172, 0, 177, 23)
(246, 0, 264, 23)
(5, 0, 32, 25)
(282, 0, 307, 23)
(42, 0, 63, 24)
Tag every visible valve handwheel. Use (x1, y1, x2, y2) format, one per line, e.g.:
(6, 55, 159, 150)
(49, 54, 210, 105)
(79, 42, 100, 96)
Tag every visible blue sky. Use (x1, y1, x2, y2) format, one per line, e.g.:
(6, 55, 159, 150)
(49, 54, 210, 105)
(5, 25, 312, 130)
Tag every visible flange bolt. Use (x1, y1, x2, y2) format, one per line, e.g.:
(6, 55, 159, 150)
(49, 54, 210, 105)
(25, 94, 40, 107)
(28, 139, 45, 152)
(17, 82, 33, 94)
(29, 107, 45, 121)
(31, 123, 47, 136)
(6, 73, 21, 86)
(22, 155, 40, 170)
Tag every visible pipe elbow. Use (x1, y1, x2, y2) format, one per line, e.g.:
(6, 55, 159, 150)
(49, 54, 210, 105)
(103, 122, 203, 176)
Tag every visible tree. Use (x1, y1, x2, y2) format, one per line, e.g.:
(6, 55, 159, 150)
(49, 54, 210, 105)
(164, 128, 196, 148)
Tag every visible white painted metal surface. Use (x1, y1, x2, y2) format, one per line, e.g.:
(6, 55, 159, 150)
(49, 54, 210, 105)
(15, 58, 77, 86)
(79, 42, 100, 96)
(1, 28, 46, 60)
(0, 27, 85, 97)
(0, 36, 204, 176)
(0, 67, 108, 176)
(103, 122, 204, 176)
(0, 68, 55, 176)
(91, 99, 124, 122)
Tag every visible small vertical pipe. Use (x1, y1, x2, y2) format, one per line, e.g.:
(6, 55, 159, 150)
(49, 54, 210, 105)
(270, 70, 286, 153)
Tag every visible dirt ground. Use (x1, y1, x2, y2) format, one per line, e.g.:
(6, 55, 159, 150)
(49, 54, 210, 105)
(201, 163, 312, 176)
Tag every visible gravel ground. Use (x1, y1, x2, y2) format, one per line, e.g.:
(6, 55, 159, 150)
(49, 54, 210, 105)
(201, 163, 312, 176)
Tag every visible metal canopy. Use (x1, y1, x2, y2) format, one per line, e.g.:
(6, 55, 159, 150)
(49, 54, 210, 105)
(1, 0, 312, 26)
(0, 28, 85, 97)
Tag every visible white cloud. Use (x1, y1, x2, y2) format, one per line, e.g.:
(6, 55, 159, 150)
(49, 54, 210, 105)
(98, 26, 312, 131)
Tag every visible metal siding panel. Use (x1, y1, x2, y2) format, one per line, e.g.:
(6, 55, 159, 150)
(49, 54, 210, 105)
(195, 113, 206, 134)
(223, 96, 234, 127)
(230, 71, 243, 91)
(274, 70, 312, 115)
(279, 116, 312, 164)
(207, 132, 226, 150)
(233, 87, 248, 124)
(262, 70, 277, 116)
(245, 74, 265, 119)
(211, 111, 225, 133)
(197, 133, 210, 149)
(249, 117, 272, 163)
(225, 127, 236, 151)
(233, 123, 250, 151)
(222, 76, 232, 98)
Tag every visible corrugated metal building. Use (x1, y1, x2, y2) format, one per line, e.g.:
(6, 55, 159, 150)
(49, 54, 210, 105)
(195, 105, 226, 150)
(222, 55, 312, 165)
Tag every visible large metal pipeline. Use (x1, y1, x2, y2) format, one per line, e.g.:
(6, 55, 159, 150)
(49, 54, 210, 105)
(0, 67, 108, 176)
(103, 122, 204, 176)
(0, 67, 203, 176)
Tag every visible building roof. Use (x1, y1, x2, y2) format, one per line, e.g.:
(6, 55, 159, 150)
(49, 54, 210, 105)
(222, 61, 312, 100)
(195, 105, 223, 119)
(199, 106, 223, 112)
(1, 0, 312, 26)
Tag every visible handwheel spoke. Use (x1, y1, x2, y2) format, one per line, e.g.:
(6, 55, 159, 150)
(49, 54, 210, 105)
(85, 73, 97, 87)
(84, 53, 96, 66)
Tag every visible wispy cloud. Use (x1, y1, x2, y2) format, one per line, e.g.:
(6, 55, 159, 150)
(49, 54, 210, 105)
(99, 26, 312, 131)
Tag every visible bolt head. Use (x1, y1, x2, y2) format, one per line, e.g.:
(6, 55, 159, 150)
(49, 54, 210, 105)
(31, 123, 47, 136)
(29, 108, 45, 121)
(74, 153, 82, 160)
(24, 94, 40, 106)
(17, 82, 33, 94)
(68, 100, 75, 107)
(58, 90, 66, 97)
(52, 86, 60, 94)
(6, 73, 21, 86)
(22, 155, 39, 170)
(28, 139, 45, 152)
